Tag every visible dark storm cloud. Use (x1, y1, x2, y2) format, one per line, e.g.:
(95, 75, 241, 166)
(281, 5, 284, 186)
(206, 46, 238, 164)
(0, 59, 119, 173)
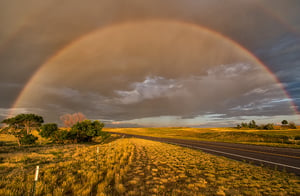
(255, 33, 300, 109)
(1, 0, 299, 125)
(15, 61, 292, 124)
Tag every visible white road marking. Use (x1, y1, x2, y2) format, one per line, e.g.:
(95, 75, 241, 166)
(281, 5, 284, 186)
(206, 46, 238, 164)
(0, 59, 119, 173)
(112, 132, 300, 171)
(166, 142, 300, 171)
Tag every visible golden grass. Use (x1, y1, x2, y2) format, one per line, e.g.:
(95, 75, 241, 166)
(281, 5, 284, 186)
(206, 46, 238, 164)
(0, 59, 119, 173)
(0, 133, 18, 145)
(0, 133, 17, 142)
(1, 138, 299, 195)
(104, 127, 300, 148)
(0, 129, 49, 146)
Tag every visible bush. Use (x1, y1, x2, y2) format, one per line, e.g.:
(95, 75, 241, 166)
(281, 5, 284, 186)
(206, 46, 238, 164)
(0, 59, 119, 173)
(51, 130, 70, 144)
(248, 120, 257, 128)
(20, 134, 38, 145)
(40, 123, 58, 138)
(281, 120, 288, 126)
(288, 122, 296, 129)
(262, 123, 274, 130)
(241, 122, 248, 128)
(70, 120, 105, 143)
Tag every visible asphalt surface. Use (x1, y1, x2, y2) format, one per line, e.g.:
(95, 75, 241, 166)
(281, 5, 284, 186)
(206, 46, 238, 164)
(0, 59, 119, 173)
(109, 132, 300, 175)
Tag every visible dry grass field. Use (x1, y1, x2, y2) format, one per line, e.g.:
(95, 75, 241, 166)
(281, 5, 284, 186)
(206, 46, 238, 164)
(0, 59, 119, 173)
(104, 127, 300, 148)
(1, 137, 299, 195)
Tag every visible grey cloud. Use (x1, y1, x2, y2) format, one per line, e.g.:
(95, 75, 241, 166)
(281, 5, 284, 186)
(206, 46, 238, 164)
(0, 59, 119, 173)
(0, 108, 30, 117)
(1, 0, 299, 125)
(207, 63, 254, 78)
(255, 33, 300, 108)
(12, 60, 294, 124)
(115, 76, 183, 104)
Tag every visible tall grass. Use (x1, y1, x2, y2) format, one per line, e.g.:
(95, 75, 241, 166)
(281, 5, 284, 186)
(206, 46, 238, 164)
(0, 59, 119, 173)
(105, 127, 300, 148)
(1, 138, 299, 195)
(0, 138, 134, 195)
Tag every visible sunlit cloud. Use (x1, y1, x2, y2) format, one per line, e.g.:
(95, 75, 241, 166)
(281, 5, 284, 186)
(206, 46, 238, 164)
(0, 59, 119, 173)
(115, 76, 183, 104)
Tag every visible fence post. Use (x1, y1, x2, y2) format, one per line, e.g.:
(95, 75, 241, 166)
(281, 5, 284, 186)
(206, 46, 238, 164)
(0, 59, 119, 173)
(32, 165, 39, 196)
(96, 146, 99, 166)
(96, 146, 99, 180)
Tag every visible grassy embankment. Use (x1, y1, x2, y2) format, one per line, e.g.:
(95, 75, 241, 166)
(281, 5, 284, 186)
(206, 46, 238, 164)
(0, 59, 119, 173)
(0, 137, 299, 195)
(104, 127, 300, 148)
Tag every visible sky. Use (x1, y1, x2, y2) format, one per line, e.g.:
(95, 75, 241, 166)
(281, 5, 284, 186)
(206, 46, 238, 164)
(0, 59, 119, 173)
(0, 0, 300, 127)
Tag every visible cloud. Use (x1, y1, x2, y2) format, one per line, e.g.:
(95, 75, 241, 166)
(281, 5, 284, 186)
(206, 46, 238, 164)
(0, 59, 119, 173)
(115, 76, 183, 104)
(44, 87, 80, 98)
(243, 88, 269, 96)
(1, 1, 299, 126)
(106, 121, 143, 128)
(207, 63, 253, 78)
(255, 32, 300, 108)
(0, 107, 45, 118)
(12, 60, 294, 125)
(0, 82, 23, 107)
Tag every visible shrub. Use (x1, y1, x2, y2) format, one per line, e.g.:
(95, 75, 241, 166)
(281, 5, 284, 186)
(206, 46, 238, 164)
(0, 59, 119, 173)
(20, 134, 38, 145)
(248, 120, 257, 128)
(40, 123, 58, 138)
(281, 120, 288, 126)
(262, 123, 274, 130)
(288, 122, 296, 129)
(51, 130, 70, 144)
(241, 122, 248, 128)
(69, 120, 105, 143)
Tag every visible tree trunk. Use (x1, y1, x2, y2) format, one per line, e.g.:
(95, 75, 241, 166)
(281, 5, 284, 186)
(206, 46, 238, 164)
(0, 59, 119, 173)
(25, 121, 30, 134)
(17, 138, 21, 147)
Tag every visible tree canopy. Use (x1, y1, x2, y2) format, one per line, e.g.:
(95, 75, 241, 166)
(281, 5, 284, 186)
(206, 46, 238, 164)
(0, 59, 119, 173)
(282, 120, 288, 125)
(69, 120, 105, 143)
(1, 113, 43, 146)
(1, 113, 109, 145)
(38, 120, 107, 144)
(2, 113, 44, 134)
(60, 112, 86, 127)
(40, 123, 58, 138)
(236, 120, 275, 130)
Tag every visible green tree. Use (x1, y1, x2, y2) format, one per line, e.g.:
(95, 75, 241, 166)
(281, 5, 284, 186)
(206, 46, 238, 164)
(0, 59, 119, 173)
(40, 123, 58, 138)
(20, 134, 38, 145)
(69, 120, 105, 143)
(248, 120, 257, 129)
(1, 114, 44, 146)
(0, 127, 26, 146)
(263, 123, 274, 130)
(241, 122, 248, 128)
(282, 120, 288, 126)
(2, 114, 44, 134)
(51, 130, 70, 144)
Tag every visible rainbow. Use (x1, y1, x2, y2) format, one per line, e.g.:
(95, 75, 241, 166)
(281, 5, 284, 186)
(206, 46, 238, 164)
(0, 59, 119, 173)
(1, 1, 299, 54)
(9, 19, 299, 117)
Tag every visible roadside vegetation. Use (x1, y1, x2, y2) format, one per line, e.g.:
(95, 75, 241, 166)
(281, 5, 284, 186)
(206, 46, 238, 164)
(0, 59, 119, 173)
(1, 114, 44, 146)
(1, 113, 109, 146)
(104, 125, 300, 148)
(236, 120, 297, 130)
(1, 114, 299, 195)
(0, 138, 299, 195)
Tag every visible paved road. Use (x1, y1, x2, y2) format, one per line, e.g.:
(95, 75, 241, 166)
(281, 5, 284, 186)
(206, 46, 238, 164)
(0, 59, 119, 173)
(109, 132, 300, 175)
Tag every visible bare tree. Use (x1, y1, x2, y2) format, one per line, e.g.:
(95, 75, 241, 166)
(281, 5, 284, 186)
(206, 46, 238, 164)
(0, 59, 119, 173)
(60, 112, 86, 127)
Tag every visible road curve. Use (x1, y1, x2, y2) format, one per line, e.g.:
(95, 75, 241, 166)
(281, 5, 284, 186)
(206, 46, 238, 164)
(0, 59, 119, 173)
(108, 132, 300, 175)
